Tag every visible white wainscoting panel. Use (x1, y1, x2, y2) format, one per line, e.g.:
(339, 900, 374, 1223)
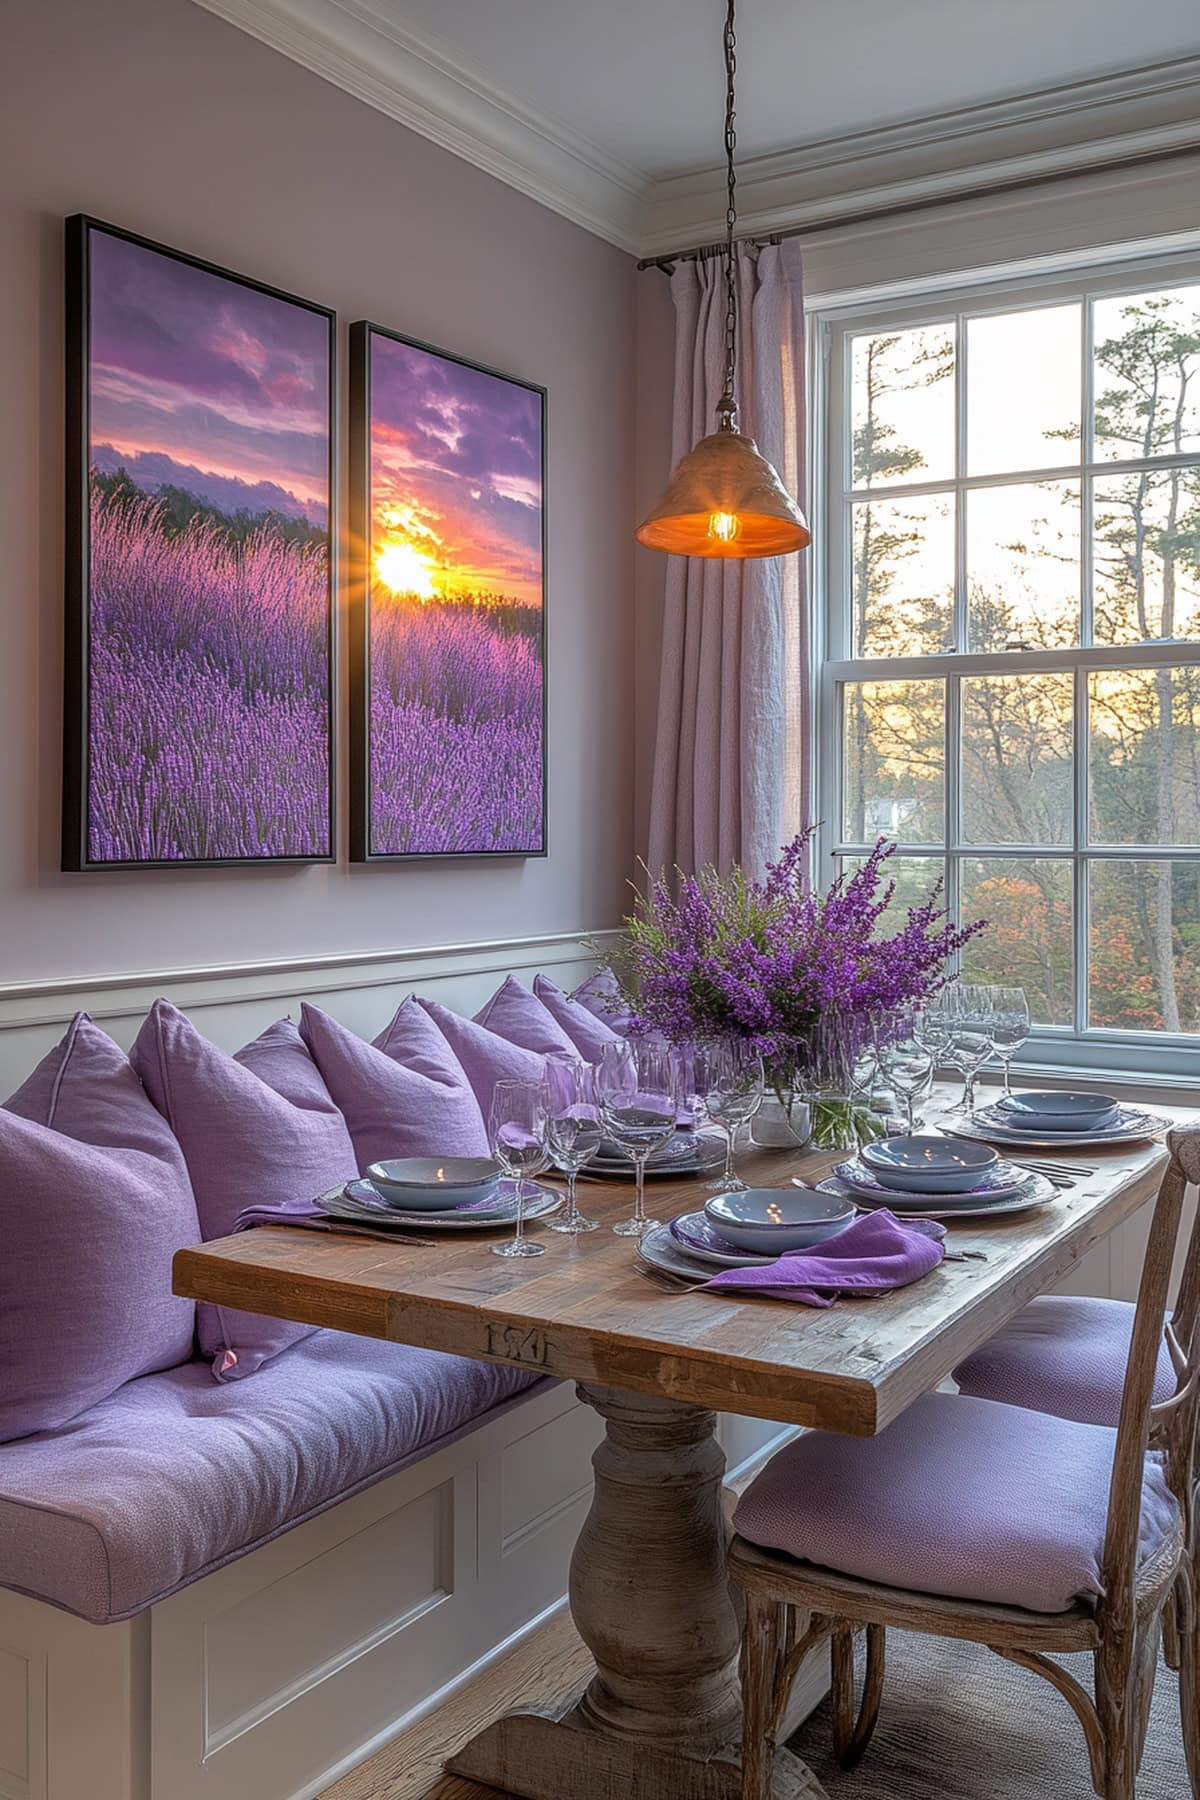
(0, 929, 619, 1096)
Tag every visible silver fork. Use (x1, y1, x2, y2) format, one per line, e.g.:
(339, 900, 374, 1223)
(1012, 1158, 1097, 1181)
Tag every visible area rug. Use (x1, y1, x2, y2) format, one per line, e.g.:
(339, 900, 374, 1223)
(795, 1632, 1188, 1799)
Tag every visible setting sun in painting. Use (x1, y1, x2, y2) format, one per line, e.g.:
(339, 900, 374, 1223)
(354, 324, 545, 859)
(376, 539, 437, 600)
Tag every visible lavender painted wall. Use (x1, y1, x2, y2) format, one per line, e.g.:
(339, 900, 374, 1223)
(0, 0, 636, 984)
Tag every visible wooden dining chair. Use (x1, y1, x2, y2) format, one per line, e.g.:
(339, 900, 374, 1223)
(729, 1134, 1200, 1800)
(954, 1126, 1200, 1789)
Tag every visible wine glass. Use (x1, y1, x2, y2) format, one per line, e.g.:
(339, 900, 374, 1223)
(595, 1038, 679, 1237)
(693, 1039, 764, 1192)
(941, 985, 996, 1115)
(878, 1006, 935, 1136)
(488, 1079, 549, 1259)
(543, 1053, 601, 1234)
(990, 987, 1031, 1098)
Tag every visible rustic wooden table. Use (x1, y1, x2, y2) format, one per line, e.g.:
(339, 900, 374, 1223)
(173, 1100, 1170, 1800)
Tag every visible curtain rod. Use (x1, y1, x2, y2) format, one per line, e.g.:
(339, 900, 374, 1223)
(635, 138, 1200, 272)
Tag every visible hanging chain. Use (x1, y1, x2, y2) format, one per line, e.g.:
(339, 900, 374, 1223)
(717, 0, 739, 431)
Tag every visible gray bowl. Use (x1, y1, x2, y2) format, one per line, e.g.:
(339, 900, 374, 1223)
(366, 1156, 502, 1210)
(704, 1186, 856, 1254)
(860, 1135, 998, 1193)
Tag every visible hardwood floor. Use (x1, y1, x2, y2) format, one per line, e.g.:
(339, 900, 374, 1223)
(319, 1606, 592, 1800)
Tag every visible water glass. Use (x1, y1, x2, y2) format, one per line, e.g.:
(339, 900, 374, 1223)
(878, 1006, 935, 1136)
(693, 1039, 764, 1192)
(990, 987, 1031, 1097)
(596, 1039, 679, 1236)
(940, 985, 996, 1114)
(488, 1079, 549, 1259)
(543, 1053, 601, 1234)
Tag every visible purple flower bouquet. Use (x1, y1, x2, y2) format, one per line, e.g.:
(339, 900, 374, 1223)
(611, 831, 985, 1149)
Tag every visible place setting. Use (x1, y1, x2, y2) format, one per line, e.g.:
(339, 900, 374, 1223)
(941, 1086, 1168, 1152)
(634, 1180, 976, 1300)
(817, 1133, 1060, 1221)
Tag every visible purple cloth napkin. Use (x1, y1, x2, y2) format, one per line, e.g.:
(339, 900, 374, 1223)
(234, 1195, 325, 1231)
(702, 1211, 947, 1307)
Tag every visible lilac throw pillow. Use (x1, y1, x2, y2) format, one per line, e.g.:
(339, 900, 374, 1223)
(132, 1001, 357, 1381)
(570, 967, 632, 1034)
(0, 1013, 201, 1440)
(474, 975, 579, 1058)
(416, 997, 548, 1121)
(533, 974, 621, 1061)
(301, 1000, 488, 1167)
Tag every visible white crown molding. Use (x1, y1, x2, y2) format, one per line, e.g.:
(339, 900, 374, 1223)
(189, 0, 650, 251)
(190, 3, 1200, 259)
(641, 55, 1200, 255)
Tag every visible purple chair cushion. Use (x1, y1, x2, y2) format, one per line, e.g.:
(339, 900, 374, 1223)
(533, 974, 621, 1061)
(0, 1014, 200, 1441)
(733, 1390, 1177, 1615)
(570, 967, 632, 1034)
(132, 1001, 357, 1381)
(953, 1295, 1176, 1429)
(0, 1332, 542, 1622)
(300, 1000, 488, 1167)
(473, 976, 579, 1058)
(416, 997, 547, 1120)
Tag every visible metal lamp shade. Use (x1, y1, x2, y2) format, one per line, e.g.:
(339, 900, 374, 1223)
(635, 428, 811, 558)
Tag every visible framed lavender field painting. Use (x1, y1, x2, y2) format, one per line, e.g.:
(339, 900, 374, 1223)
(63, 217, 335, 869)
(348, 322, 546, 860)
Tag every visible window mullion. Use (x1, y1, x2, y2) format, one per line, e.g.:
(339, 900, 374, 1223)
(1073, 664, 1090, 1034)
(946, 669, 962, 970)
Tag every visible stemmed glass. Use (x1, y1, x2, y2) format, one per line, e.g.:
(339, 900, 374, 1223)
(543, 1053, 601, 1234)
(939, 985, 997, 1115)
(488, 1079, 549, 1259)
(877, 1005, 935, 1136)
(595, 1039, 679, 1237)
(990, 986, 1030, 1098)
(693, 1040, 764, 1192)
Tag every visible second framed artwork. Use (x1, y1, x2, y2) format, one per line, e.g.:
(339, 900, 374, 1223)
(348, 323, 547, 860)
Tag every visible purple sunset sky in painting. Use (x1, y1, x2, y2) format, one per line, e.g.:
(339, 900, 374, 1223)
(88, 228, 330, 523)
(370, 333, 543, 607)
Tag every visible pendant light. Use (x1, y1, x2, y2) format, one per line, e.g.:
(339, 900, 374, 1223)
(636, 0, 811, 559)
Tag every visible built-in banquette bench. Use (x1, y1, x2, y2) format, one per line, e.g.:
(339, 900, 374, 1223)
(0, 934, 790, 1800)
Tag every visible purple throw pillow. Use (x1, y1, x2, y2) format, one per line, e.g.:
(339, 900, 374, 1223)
(533, 974, 621, 1061)
(570, 967, 632, 1034)
(1, 1013, 201, 1440)
(474, 975, 579, 1058)
(132, 1000, 357, 1382)
(301, 1000, 489, 1168)
(415, 997, 548, 1122)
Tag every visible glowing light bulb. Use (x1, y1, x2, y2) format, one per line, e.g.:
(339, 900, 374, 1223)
(708, 510, 740, 543)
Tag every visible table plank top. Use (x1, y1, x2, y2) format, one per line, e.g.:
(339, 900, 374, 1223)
(174, 1096, 1180, 1435)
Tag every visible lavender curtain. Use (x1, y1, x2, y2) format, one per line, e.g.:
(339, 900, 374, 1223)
(646, 239, 809, 883)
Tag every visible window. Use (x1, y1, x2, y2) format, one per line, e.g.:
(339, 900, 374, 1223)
(817, 259, 1200, 1078)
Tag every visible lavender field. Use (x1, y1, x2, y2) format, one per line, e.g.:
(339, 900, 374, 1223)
(87, 481, 331, 862)
(369, 588, 543, 854)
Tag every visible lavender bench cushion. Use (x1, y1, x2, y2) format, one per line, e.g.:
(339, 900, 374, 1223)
(953, 1295, 1175, 1429)
(0, 1332, 540, 1624)
(733, 1391, 1177, 1615)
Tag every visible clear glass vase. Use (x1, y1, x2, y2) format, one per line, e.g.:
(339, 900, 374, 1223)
(749, 1081, 811, 1149)
(802, 1014, 863, 1153)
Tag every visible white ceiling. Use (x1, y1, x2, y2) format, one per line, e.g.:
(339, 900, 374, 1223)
(363, 0, 1200, 177)
(196, 1, 1200, 252)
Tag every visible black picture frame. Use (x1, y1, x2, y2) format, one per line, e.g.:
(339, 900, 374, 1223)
(348, 320, 548, 862)
(63, 214, 337, 870)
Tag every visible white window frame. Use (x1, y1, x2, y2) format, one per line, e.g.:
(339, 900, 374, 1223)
(809, 245, 1200, 1088)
